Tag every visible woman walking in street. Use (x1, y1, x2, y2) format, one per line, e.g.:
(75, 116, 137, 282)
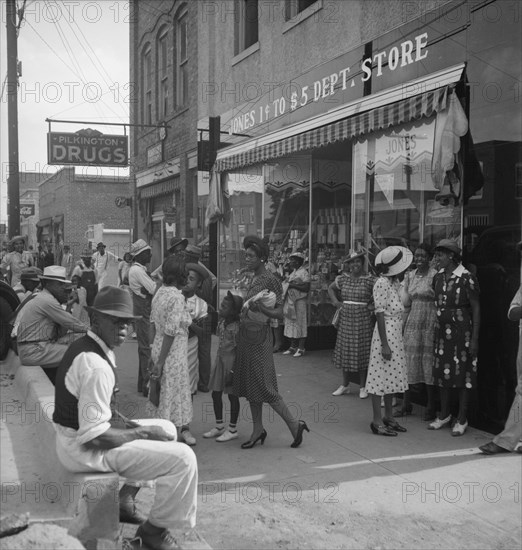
(234, 235, 309, 449)
(428, 239, 480, 436)
(366, 246, 413, 436)
(396, 243, 438, 419)
(329, 251, 376, 398)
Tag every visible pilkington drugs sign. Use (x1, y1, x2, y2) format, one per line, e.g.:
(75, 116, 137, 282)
(47, 129, 128, 167)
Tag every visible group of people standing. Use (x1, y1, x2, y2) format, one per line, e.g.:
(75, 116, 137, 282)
(330, 239, 483, 437)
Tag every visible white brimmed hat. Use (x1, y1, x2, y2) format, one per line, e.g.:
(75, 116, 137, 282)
(130, 239, 151, 258)
(39, 265, 72, 284)
(375, 246, 413, 277)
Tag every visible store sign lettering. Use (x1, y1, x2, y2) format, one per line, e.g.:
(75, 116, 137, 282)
(229, 33, 429, 136)
(385, 135, 417, 155)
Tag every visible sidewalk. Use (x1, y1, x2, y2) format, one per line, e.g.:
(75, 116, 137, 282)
(115, 340, 521, 550)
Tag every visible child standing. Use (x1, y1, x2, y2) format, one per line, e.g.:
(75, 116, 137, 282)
(203, 291, 243, 442)
(70, 274, 90, 326)
(181, 262, 209, 446)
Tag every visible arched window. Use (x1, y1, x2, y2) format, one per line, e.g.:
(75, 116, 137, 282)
(176, 5, 188, 108)
(157, 26, 169, 120)
(142, 43, 152, 124)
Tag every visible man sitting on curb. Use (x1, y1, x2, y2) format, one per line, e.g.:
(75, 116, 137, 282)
(53, 286, 198, 550)
(16, 266, 89, 384)
(479, 279, 522, 455)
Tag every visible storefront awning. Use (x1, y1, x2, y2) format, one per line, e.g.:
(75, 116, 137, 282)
(215, 63, 465, 172)
(138, 177, 180, 199)
(53, 214, 64, 224)
(36, 217, 52, 228)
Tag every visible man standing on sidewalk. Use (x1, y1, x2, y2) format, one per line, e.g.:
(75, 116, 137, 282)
(53, 286, 197, 550)
(92, 242, 121, 289)
(128, 239, 156, 396)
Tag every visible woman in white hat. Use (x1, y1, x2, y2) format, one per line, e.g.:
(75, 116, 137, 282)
(366, 246, 413, 436)
(0, 236, 31, 287)
(329, 250, 376, 398)
(282, 252, 310, 357)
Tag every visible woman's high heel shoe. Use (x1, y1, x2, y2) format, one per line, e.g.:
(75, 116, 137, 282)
(241, 429, 267, 449)
(291, 420, 310, 448)
(383, 417, 407, 432)
(370, 422, 398, 436)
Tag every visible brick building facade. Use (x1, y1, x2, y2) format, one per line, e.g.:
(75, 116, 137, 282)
(38, 167, 130, 262)
(129, 0, 199, 270)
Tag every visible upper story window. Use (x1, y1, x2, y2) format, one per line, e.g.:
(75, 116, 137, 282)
(157, 27, 169, 120)
(142, 44, 152, 124)
(176, 7, 188, 108)
(285, 0, 317, 20)
(235, 0, 258, 55)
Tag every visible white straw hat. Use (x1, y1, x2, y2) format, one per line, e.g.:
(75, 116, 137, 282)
(374, 246, 413, 277)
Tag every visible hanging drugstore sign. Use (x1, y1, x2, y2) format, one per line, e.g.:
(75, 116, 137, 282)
(47, 129, 128, 167)
(227, 33, 429, 137)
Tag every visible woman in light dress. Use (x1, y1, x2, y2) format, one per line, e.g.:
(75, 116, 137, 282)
(366, 246, 413, 436)
(147, 257, 193, 439)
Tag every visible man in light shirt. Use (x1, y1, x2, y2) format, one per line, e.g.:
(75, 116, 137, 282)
(60, 245, 74, 279)
(91, 242, 121, 289)
(16, 266, 89, 384)
(128, 239, 157, 396)
(52, 286, 197, 550)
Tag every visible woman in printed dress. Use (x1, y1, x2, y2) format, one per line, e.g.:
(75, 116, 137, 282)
(396, 243, 438, 419)
(366, 246, 413, 436)
(329, 251, 376, 398)
(428, 239, 480, 436)
(234, 235, 309, 449)
(147, 256, 193, 437)
(282, 252, 310, 357)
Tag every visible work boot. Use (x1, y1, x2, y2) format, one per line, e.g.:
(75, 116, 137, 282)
(134, 522, 179, 550)
(119, 484, 146, 524)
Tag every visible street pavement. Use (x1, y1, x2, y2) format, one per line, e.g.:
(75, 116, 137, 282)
(115, 338, 521, 550)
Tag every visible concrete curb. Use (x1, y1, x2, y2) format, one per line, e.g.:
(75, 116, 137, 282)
(5, 355, 120, 550)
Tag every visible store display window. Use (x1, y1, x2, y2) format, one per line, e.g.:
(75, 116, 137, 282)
(352, 116, 461, 266)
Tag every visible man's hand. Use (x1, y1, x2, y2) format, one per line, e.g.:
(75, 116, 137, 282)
(137, 425, 175, 441)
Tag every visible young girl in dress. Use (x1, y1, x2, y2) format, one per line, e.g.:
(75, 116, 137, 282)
(203, 291, 243, 442)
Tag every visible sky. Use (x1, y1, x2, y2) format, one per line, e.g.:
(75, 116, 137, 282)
(0, 0, 130, 225)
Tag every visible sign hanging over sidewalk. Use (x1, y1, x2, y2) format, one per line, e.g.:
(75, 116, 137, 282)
(47, 128, 128, 167)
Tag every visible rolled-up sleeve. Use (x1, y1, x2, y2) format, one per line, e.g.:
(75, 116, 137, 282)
(65, 352, 115, 445)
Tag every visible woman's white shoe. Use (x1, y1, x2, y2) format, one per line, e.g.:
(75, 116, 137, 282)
(332, 385, 350, 396)
(451, 421, 468, 436)
(216, 430, 238, 442)
(428, 415, 452, 430)
(203, 427, 225, 438)
(359, 388, 368, 399)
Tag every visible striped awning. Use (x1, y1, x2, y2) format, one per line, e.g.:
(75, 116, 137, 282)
(138, 177, 180, 199)
(215, 87, 449, 172)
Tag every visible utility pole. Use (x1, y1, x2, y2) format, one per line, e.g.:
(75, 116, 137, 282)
(208, 116, 220, 310)
(6, 0, 20, 238)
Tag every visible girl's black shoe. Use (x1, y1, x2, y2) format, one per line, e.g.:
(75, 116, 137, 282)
(291, 420, 310, 448)
(370, 422, 398, 436)
(241, 429, 267, 449)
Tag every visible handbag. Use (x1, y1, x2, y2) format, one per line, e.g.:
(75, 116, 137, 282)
(239, 318, 269, 345)
(331, 307, 341, 329)
(148, 377, 161, 407)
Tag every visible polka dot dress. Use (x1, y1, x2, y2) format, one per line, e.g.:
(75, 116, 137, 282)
(365, 277, 408, 396)
(432, 267, 480, 389)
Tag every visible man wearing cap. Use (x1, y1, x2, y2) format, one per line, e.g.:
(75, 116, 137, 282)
(53, 286, 197, 550)
(1, 236, 31, 287)
(16, 266, 89, 384)
(128, 239, 157, 396)
(91, 242, 121, 289)
(12, 267, 42, 301)
(150, 237, 188, 282)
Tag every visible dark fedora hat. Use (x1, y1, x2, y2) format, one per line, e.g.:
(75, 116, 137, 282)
(85, 286, 141, 319)
(168, 237, 189, 253)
